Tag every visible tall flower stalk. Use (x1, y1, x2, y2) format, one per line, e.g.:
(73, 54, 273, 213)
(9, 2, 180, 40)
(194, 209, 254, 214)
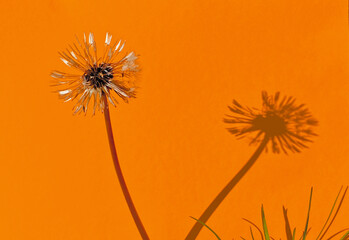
(103, 96, 149, 239)
(185, 91, 318, 240)
(51, 33, 149, 240)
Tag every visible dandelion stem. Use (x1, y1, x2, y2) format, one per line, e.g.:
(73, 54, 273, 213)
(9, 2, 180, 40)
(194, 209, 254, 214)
(103, 95, 150, 240)
(185, 135, 269, 240)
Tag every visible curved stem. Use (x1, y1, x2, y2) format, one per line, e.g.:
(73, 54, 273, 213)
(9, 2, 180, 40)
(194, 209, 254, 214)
(185, 136, 269, 240)
(103, 96, 150, 240)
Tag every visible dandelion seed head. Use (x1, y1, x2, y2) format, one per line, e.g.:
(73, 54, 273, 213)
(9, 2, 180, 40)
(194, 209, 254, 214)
(83, 63, 114, 89)
(51, 32, 139, 115)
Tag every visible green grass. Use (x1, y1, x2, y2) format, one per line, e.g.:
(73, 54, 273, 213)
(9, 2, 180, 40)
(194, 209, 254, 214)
(261, 205, 270, 240)
(190, 216, 221, 240)
(191, 187, 348, 240)
(243, 187, 348, 240)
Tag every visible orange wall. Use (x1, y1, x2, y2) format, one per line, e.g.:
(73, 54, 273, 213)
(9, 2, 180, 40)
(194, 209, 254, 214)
(0, 0, 348, 239)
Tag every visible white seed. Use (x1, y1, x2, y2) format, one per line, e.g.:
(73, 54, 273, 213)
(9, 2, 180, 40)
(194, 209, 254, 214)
(125, 52, 134, 59)
(70, 51, 77, 59)
(89, 33, 94, 45)
(118, 41, 125, 52)
(60, 58, 71, 66)
(59, 89, 71, 95)
(124, 52, 137, 61)
(105, 32, 112, 45)
(51, 72, 64, 78)
(121, 65, 128, 71)
(114, 40, 121, 52)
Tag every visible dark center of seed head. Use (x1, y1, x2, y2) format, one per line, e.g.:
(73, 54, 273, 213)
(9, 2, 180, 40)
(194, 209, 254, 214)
(83, 63, 113, 89)
(252, 112, 287, 136)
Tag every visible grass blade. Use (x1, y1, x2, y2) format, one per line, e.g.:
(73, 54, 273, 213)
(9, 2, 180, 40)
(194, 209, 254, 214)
(283, 206, 293, 240)
(299, 228, 312, 240)
(319, 186, 348, 240)
(190, 216, 221, 240)
(261, 205, 270, 240)
(315, 186, 343, 240)
(327, 228, 349, 240)
(292, 228, 296, 240)
(339, 230, 349, 240)
(302, 187, 313, 240)
(243, 218, 264, 240)
(250, 227, 255, 240)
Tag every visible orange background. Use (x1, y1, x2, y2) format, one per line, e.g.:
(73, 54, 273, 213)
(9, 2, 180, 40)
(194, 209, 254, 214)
(0, 0, 348, 239)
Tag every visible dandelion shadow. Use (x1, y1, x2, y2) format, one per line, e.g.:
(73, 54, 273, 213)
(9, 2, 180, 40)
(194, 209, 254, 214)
(185, 91, 318, 240)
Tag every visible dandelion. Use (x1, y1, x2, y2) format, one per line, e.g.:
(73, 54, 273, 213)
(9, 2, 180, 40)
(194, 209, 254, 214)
(186, 91, 318, 240)
(51, 32, 138, 115)
(51, 33, 149, 240)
